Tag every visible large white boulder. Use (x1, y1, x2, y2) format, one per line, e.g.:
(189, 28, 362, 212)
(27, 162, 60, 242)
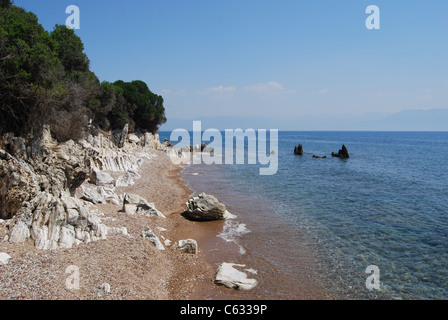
(214, 263, 258, 291)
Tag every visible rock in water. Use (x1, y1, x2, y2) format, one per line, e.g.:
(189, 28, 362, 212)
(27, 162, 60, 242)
(185, 193, 235, 221)
(331, 144, 350, 159)
(294, 144, 303, 155)
(214, 263, 258, 291)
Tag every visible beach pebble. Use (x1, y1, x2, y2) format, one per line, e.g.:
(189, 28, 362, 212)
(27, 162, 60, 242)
(95, 283, 111, 297)
(0, 252, 12, 265)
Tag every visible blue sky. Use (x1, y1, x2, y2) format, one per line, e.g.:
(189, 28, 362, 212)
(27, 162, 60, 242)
(14, 0, 448, 130)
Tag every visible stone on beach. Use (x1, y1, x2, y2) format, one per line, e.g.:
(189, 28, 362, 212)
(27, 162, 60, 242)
(95, 283, 111, 297)
(90, 169, 115, 186)
(115, 170, 140, 187)
(184, 193, 236, 221)
(0, 252, 12, 265)
(175, 239, 198, 254)
(142, 227, 165, 250)
(214, 263, 258, 291)
(122, 193, 166, 218)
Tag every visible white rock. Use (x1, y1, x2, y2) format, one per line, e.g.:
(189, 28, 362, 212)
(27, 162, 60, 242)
(95, 283, 111, 297)
(122, 193, 165, 218)
(9, 220, 30, 243)
(115, 171, 135, 187)
(90, 169, 115, 186)
(214, 263, 258, 291)
(0, 252, 12, 265)
(142, 227, 165, 250)
(127, 133, 140, 144)
(175, 239, 198, 254)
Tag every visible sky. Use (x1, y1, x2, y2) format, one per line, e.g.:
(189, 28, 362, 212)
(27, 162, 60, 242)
(14, 0, 448, 130)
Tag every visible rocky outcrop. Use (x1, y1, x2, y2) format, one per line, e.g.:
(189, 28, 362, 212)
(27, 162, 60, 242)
(184, 193, 236, 221)
(214, 263, 258, 291)
(331, 145, 350, 159)
(0, 124, 178, 250)
(294, 144, 303, 155)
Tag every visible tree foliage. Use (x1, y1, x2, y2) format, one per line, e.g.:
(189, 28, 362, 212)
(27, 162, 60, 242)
(0, 4, 166, 142)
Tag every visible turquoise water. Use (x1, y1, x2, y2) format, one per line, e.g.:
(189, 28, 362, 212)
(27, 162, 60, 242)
(160, 131, 448, 299)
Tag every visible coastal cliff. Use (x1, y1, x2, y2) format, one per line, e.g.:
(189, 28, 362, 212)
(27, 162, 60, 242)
(0, 125, 179, 250)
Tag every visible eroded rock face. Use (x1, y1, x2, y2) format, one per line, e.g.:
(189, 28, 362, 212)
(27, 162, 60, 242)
(0, 125, 177, 250)
(184, 193, 235, 221)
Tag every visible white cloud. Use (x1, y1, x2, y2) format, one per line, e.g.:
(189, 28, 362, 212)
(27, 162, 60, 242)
(198, 85, 236, 95)
(311, 88, 329, 95)
(242, 81, 294, 95)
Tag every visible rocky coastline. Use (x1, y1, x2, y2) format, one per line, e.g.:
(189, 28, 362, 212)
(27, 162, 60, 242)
(0, 126, 258, 299)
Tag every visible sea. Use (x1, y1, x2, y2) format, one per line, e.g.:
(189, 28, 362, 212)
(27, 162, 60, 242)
(158, 131, 448, 300)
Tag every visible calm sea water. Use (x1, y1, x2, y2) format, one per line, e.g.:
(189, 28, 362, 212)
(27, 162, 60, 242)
(159, 131, 448, 300)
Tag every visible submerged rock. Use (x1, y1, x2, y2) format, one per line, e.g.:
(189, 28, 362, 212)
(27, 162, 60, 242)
(214, 263, 258, 291)
(184, 193, 236, 221)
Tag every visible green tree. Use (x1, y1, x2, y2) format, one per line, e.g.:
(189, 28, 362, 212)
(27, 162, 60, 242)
(0, 5, 62, 135)
(50, 24, 89, 74)
(112, 80, 166, 133)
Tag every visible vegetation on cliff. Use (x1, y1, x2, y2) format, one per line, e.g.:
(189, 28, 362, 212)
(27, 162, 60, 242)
(0, 1, 166, 142)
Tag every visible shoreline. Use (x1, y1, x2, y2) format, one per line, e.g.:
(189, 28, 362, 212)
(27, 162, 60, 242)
(0, 148, 259, 300)
(0, 144, 330, 300)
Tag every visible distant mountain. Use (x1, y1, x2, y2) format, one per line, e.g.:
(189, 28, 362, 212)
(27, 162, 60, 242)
(160, 108, 448, 132)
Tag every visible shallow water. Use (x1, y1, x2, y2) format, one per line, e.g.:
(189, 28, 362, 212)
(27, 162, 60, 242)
(160, 131, 448, 300)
